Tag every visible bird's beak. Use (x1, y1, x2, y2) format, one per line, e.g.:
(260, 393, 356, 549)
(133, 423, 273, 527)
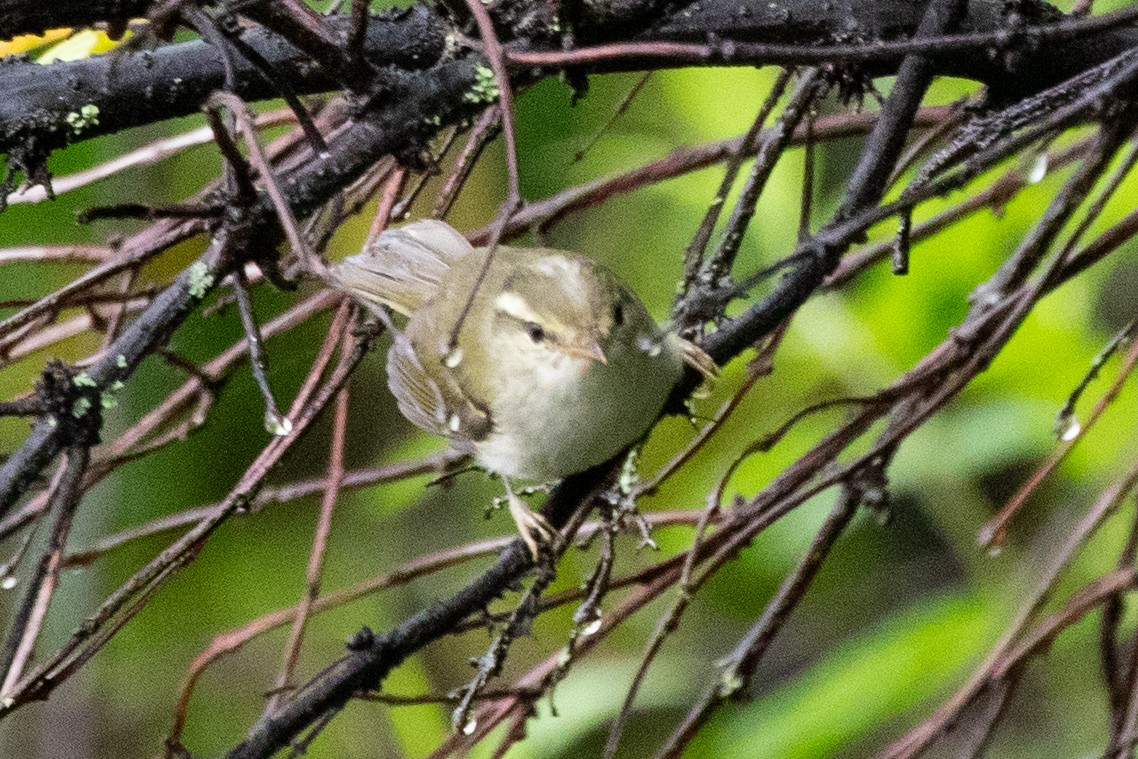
(565, 339, 608, 365)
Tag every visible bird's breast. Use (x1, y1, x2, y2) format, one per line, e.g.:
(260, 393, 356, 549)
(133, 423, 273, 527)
(474, 334, 683, 481)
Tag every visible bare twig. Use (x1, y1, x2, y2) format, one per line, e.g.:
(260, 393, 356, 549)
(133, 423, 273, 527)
(232, 268, 290, 436)
(0, 307, 378, 716)
(678, 68, 792, 300)
(506, 7, 1138, 69)
(207, 91, 320, 276)
(656, 480, 863, 758)
(5, 111, 295, 206)
(365, 166, 408, 248)
(980, 323, 1138, 548)
(699, 69, 824, 306)
(880, 456, 1138, 759)
(267, 387, 350, 712)
(0, 445, 90, 698)
(433, 106, 501, 220)
(444, 0, 523, 351)
(574, 73, 652, 163)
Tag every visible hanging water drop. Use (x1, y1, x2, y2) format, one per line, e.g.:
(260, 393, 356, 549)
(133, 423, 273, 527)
(581, 616, 603, 637)
(191, 404, 208, 426)
(461, 718, 478, 735)
(1, 576, 17, 590)
(444, 346, 464, 368)
(264, 410, 293, 437)
(1029, 154, 1048, 184)
(1059, 416, 1081, 442)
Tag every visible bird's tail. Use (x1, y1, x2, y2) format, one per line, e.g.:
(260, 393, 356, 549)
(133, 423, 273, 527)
(331, 220, 474, 316)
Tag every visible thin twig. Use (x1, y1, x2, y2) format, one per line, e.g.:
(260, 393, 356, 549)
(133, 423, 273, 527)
(390, 127, 462, 223)
(701, 69, 824, 297)
(65, 456, 454, 567)
(1104, 495, 1138, 751)
(677, 69, 792, 311)
(4, 111, 294, 206)
(0, 445, 89, 698)
(798, 104, 815, 243)
(267, 387, 350, 713)
(635, 327, 783, 498)
(656, 483, 862, 758)
(445, 0, 522, 350)
(505, 7, 1138, 69)
(365, 166, 408, 248)
(432, 106, 501, 220)
(980, 323, 1138, 548)
(208, 91, 320, 276)
(232, 268, 289, 437)
(574, 73, 652, 163)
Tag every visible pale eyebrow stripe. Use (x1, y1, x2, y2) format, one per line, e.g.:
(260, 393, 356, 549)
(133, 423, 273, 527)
(494, 291, 542, 324)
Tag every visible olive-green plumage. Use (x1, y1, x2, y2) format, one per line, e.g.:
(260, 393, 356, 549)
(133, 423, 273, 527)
(332, 220, 714, 555)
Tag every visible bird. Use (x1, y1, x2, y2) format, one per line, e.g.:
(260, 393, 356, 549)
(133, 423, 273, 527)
(332, 219, 715, 558)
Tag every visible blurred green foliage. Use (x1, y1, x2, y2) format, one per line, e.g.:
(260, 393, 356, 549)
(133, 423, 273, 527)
(3, 1, 1138, 755)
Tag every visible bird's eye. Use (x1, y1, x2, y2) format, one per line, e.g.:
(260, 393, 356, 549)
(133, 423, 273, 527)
(524, 321, 546, 343)
(612, 301, 624, 327)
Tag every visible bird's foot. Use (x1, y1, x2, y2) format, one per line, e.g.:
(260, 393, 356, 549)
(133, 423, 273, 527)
(506, 490, 559, 561)
(681, 339, 719, 399)
(680, 338, 719, 382)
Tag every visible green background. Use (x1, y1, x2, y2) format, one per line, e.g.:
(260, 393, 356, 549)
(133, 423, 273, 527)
(1, 1, 1137, 756)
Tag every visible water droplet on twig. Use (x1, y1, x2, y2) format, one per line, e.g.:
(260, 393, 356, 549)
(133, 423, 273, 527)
(264, 410, 293, 437)
(1058, 416, 1081, 442)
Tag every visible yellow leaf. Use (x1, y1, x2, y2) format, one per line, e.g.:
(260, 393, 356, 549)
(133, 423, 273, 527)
(37, 28, 132, 64)
(0, 28, 73, 58)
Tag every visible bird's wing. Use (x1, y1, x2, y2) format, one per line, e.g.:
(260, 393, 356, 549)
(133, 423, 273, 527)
(333, 220, 475, 316)
(386, 335, 492, 448)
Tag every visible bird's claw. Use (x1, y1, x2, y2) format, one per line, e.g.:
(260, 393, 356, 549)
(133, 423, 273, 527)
(507, 492, 559, 561)
(681, 338, 719, 381)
